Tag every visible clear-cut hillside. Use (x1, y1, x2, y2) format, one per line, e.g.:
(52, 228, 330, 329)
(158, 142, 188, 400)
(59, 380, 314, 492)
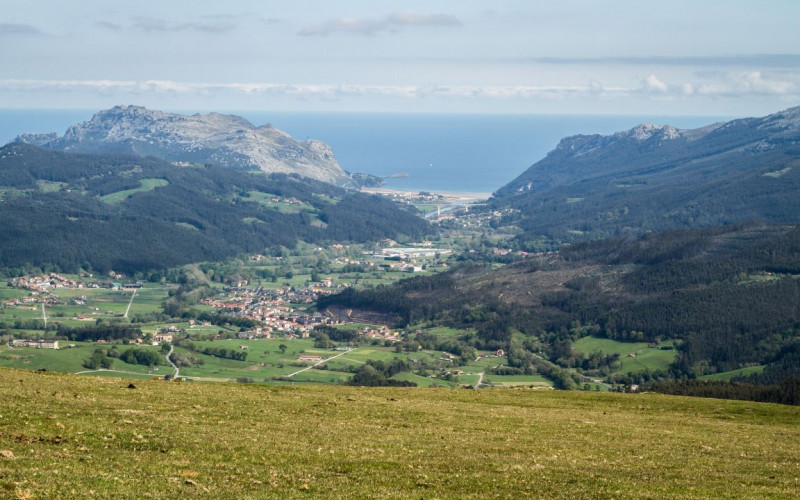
(14, 105, 353, 185)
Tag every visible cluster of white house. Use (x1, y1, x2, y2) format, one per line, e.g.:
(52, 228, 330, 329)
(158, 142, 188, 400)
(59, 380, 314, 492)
(11, 339, 59, 349)
(8, 273, 82, 293)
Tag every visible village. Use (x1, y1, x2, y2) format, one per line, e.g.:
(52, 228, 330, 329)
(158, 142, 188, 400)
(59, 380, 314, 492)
(0, 236, 461, 351)
(0, 214, 563, 389)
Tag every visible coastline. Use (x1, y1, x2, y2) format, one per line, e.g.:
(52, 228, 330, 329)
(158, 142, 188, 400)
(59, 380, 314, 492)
(360, 186, 492, 203)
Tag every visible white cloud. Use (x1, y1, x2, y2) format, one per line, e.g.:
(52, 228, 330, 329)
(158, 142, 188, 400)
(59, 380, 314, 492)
(642, 74, 669, 93)
(1, 74, 798, 109)
(298, 11, 460, 37)
(696, 71, 800, 97)
(0, 79, 601, 101)
(387, 11, 461, 27)
(131, 16, 237, 33)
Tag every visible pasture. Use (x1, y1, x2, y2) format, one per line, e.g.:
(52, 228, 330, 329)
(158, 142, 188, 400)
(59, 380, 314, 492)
(0, 368, 797, 499)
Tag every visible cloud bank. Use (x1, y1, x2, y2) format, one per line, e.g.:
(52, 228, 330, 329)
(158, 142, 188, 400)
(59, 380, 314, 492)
(130, 16, 237, 33)
(527, 54, 800, 68)
(1, 71, 797, 102)
(0, 23, 43, 36)
(299, 11, 461, 36)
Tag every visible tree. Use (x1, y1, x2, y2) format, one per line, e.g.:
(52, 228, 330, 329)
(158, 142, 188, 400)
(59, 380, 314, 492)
(350, 364, 386, 386)
(279, 343, 287, 354)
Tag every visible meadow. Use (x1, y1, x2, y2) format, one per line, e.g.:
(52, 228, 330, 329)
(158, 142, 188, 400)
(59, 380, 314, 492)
(572, 336, 679, 373)
(0, 368, 797, 499)
(0, 343, 166, 376)
(99, 178, 170, 204)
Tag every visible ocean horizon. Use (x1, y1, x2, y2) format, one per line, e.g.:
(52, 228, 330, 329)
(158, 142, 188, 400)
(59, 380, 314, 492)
(0, 109, 733, 194)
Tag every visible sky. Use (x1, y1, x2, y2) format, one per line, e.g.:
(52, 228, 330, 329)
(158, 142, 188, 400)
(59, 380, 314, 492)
(1, 0, 799, 116)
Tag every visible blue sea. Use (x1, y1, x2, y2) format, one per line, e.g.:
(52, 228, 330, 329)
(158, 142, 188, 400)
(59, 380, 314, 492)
(0, 109, 732, 195)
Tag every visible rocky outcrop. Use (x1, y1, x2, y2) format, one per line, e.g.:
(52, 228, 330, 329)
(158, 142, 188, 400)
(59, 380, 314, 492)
(496, 106, 800, 197)
(15, 105, 355, 185)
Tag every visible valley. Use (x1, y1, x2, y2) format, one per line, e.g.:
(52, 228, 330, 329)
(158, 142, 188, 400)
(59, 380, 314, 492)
(2, 107, 800, 405)
(4, 3, 799, 498)
(0, 234, 556, 389)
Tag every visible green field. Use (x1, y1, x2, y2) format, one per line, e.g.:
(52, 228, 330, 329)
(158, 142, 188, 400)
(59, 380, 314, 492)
(0, 343, 165, 376)
(390, 371, 460, 388)
(422, 326, 473, 337)
(100, 178, 169, 204)
(0, 333, 531, 391)
(0, 282, 27, 301)
(0, 343, 97, 372)
(242, 190, 316, 214)
(1, 368, 798, 499)
(167, 339, 422, 384)
(700, 365, 766, 381)
(1, 282, 171, 330)
(483, 374, 553, 387)
(573, 336, 679, 373)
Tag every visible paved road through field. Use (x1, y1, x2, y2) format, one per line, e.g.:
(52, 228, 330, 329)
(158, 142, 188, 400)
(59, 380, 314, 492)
(123, 289, 136, 318)
(286, 348, 357, 378)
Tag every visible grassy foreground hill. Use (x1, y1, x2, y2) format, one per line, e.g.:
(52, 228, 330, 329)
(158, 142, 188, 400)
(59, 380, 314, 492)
(1, 368, 798, 499)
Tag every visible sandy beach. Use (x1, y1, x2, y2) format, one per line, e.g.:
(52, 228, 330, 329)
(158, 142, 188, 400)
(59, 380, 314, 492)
(360, 186, 492, 203)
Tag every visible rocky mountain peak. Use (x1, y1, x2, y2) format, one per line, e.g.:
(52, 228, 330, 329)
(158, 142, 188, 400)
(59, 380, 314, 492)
(622, 123, 682, 142)
(552, 123, 684, 157)
(15, 106, 357, 186)
(497, 105, 800, 200)
(758, 105, 800, 132)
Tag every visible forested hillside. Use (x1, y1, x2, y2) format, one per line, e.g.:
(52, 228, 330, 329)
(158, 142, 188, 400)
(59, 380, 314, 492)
(0, 143, 430, 274)
(319, 223, 800, 395)
(490, 106, 800, 246)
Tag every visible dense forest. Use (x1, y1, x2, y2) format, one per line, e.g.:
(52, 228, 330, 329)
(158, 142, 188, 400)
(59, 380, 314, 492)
(0, 143, 430, 274)
(319, 223, 800, 397)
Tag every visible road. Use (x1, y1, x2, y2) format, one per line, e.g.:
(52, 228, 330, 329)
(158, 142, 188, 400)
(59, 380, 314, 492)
(165, 344, 179, 379)
(75, 368, 156, 377)
(528, 351, 614, 390)
(74, 367, 234, 383)
(286, 348, 357, 378)
(123, 289, 136, 318)
(577, 373, 613, 389)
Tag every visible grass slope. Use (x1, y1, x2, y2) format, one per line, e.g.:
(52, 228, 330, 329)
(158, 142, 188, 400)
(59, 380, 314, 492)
(1, 368, 798, 499)
(100, 178, 169, 204)
(572, 336, 679, 373)
(700, 365, 766, 381)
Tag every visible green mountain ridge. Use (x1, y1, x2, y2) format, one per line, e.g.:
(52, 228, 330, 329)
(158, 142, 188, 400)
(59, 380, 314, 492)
(491, 106, 800, 244)
(0, 143, 430, 274)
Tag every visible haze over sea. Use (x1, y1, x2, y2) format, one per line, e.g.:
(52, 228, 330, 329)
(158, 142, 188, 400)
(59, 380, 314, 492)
(0, 110, 730, 195)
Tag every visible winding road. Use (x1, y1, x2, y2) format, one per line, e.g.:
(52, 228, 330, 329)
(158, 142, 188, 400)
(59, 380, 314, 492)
(165, 344, 179, 379)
